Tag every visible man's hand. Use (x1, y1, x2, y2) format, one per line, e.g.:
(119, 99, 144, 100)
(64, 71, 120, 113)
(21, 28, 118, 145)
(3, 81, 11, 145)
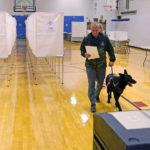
(109, 61, 114, 67)
(85, 53, 91, 58)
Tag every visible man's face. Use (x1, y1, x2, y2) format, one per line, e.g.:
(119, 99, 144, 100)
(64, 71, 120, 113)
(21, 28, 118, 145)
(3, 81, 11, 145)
(91, 25, 101, 38)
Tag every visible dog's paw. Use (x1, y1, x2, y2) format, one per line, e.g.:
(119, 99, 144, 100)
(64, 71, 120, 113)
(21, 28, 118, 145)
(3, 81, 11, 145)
(107, 100, 110, 103)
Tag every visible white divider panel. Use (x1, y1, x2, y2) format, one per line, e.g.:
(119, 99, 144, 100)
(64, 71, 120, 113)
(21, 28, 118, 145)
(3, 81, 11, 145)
(107, 31, 128, 41)
(26, 12, 64, 57)
(0, 12, 16, 58)
(72, 22, 86, 38)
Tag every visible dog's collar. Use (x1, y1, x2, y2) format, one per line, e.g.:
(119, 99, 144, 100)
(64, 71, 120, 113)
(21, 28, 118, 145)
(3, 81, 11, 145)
(113, 81, 119, 87)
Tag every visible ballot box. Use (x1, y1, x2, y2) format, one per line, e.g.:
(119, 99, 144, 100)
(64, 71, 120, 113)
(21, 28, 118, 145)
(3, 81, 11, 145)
(93, 110, 150, 150)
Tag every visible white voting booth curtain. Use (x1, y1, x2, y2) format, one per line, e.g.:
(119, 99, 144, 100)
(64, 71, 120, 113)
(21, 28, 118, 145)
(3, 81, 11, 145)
(0, 12, 16, 58)
(26, 12, 64, 57)
(107, 31, 128, 41)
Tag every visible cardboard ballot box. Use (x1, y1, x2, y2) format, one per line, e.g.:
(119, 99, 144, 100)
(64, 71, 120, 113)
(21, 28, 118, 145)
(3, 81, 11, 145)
(93, 110, 150, 150)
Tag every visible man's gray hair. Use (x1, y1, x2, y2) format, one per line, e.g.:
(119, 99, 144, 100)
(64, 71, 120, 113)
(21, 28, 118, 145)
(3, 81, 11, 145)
(91, 22, 103, 30)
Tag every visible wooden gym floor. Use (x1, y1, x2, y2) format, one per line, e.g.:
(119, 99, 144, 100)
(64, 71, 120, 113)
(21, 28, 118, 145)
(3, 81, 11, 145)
(0, 39, 150, 150)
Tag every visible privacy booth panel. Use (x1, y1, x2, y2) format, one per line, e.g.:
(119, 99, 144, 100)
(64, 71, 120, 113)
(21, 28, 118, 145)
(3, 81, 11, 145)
(0, 12, 16, 58)
(26, 12, 64, 57)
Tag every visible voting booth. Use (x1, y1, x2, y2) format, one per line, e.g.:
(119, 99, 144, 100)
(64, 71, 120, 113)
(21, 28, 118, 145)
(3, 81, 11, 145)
(26, 12, 64, 57)
(0, 12, 16, 86)
(0, 12, 16, 58)
(26, 12, 64, 84)
(107, 31, 130, 54)
(107, 31, 128, 41)
(93, 110, 150, 150)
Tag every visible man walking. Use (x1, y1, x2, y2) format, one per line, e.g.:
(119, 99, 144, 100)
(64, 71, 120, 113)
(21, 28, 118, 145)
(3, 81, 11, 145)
(80, 23, 116, 112)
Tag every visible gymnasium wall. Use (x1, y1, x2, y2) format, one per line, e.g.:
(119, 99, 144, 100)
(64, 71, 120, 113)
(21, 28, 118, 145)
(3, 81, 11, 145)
(0, 0, 116, 23)
(127, 0, 150, 47)
(1, 0, 149, 48)
(93, 0, 116, 22)
(0, 0, 93, 22)
(36, 0, 92, 16)
(114, 0, 150, 47)
(0, 0, 13, 13)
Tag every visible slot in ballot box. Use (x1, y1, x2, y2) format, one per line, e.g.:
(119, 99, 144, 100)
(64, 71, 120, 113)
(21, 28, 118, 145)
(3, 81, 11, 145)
(93, 110, 150, 150)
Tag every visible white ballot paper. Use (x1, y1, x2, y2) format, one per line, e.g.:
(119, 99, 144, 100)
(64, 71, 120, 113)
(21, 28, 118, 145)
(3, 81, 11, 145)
(85, 46, 99, 60)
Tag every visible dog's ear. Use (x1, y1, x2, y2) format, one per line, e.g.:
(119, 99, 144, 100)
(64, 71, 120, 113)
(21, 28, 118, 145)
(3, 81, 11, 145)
(124, 69, 128, 74)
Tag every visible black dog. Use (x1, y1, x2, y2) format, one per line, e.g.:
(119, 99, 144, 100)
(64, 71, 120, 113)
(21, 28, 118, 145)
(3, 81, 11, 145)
(106, 69, 136, 111)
